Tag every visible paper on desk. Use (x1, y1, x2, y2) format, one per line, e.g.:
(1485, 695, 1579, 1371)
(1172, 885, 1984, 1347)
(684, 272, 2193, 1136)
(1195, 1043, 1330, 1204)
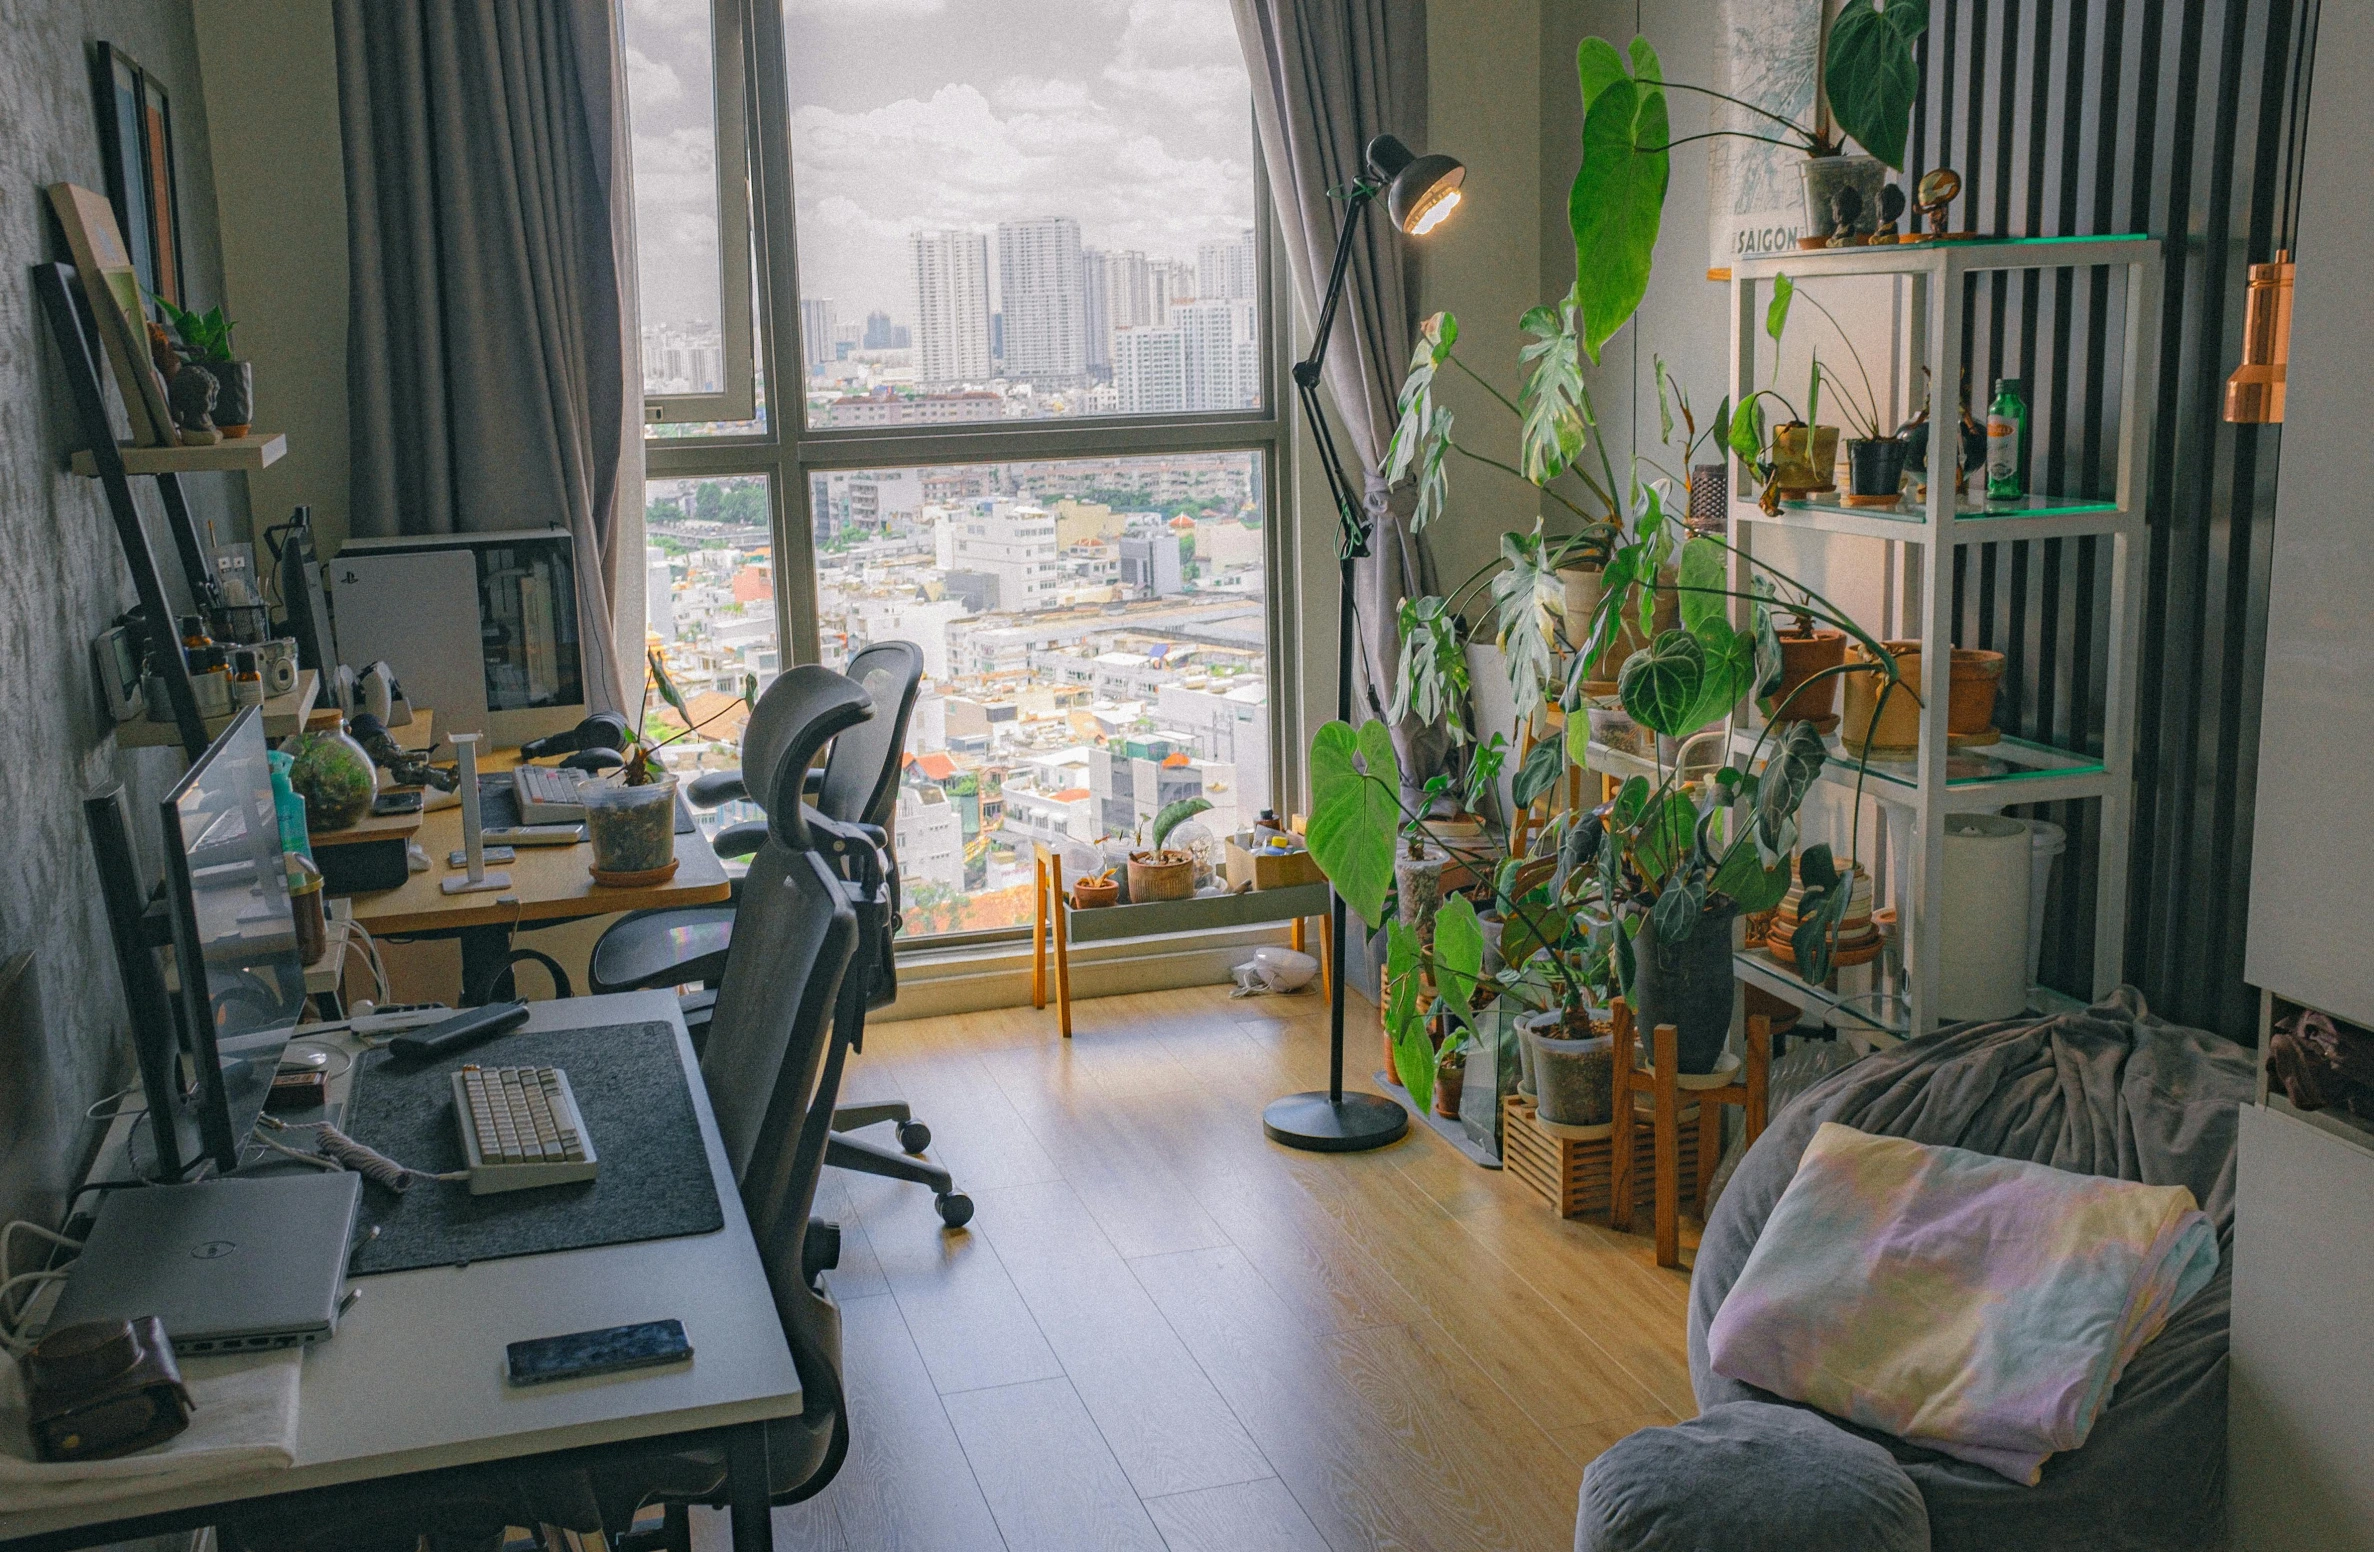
(0, 1347, 299, 1510)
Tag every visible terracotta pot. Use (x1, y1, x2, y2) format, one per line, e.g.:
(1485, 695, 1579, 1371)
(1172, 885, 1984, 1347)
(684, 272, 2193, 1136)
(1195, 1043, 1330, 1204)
(1947, 648, 2006, 741)
(1841, 640, 1926, 755)
(1773, 423, 1840, 495)
(1071, 877, 1120, 909)
(1433, 1049, 1467, 1118)
(1126, 850, 1195, 902)
(1769, 627, 1847, 728)
(1582, 567, 1682, 692)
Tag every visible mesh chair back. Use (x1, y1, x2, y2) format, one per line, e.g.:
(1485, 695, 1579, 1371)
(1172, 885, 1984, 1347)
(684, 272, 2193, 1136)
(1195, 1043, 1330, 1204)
(817, 641, 924, 830)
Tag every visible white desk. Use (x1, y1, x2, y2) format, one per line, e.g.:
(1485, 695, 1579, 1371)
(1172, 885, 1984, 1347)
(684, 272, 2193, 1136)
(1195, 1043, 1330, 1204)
(4, 992, 798, 1551)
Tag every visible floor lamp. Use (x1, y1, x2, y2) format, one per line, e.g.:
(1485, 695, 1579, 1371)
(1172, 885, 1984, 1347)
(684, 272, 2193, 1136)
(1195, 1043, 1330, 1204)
(1264, 133, 1466, 1153)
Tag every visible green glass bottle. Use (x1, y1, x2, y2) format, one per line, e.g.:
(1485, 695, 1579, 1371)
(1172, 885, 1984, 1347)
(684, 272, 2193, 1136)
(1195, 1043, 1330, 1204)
(1986, 377, 2028, 501)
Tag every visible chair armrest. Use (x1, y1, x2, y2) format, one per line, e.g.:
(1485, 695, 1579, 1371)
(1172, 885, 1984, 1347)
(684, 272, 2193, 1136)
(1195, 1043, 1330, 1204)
(713, 819, 768, 859)
(686, 769, 746, 808)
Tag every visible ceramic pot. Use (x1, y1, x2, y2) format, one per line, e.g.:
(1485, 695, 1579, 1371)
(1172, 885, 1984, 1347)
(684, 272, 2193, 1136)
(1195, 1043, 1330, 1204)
(1770, 628, 1847, 728)
(1126, 850, 1195, 902)
(194, 359, 253, 435)
(1071, 877, 1120, 909)
(1798, 154, 1888, 242)
(584, 778, 677, 875)
(1845, 436, 1908, 499)
(1841, 639, 1926, 754)
(1772, 423, 1840, 495)
(1630, 902, 1740, 1074)
(1522, 1011, 1615, 1126)
(1433, 1048, 1467, 1118)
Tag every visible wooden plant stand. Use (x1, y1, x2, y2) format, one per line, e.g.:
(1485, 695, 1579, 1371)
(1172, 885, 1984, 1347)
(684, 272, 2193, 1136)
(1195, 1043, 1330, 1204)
(1610, 1001, 1773, 1268)
(1502, 1092, 1699, 1221)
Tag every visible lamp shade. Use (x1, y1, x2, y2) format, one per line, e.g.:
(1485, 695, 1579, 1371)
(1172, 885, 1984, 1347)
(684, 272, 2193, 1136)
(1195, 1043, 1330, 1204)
(1365, 134, 1465, 235)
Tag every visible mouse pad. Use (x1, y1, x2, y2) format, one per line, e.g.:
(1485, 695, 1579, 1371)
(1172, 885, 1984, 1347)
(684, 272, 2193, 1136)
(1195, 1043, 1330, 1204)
(340, 1019, 724, 1275)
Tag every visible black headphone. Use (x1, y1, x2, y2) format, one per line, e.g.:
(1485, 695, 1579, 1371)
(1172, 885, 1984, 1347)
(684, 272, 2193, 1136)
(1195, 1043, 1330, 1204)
(519, 711, 631, 760)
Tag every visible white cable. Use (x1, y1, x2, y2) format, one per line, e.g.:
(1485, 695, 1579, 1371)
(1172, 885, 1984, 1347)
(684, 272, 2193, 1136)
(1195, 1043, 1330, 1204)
(342, 917, 391, 1003)
(84, 1085, 145, 1122)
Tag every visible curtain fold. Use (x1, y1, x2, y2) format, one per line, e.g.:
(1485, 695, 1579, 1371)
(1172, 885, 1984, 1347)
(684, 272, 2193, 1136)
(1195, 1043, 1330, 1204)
(335, 0, 636, 713)
(1232, 0, 1447, 799)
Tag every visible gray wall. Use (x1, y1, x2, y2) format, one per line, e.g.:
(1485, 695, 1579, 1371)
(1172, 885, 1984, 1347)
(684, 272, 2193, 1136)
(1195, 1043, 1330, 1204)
(0, 5, 241, 1227)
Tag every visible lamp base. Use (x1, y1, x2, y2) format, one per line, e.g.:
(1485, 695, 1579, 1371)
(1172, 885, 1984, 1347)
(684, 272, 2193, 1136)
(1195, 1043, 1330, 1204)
(1262, 1090, 1409, 1153)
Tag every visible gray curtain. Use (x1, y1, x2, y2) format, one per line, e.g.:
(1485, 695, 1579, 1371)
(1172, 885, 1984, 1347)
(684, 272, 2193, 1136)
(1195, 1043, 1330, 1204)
(1232, 0, 1448, 798)
(335, 0, 636, 713)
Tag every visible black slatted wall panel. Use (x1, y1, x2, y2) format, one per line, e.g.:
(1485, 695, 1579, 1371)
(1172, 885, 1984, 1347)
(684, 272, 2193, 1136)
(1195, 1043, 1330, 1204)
(1907, 0, 2316, 1041)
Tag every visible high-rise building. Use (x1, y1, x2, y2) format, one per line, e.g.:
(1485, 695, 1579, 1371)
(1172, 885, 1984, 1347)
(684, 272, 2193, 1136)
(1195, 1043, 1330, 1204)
(1197, 230, 1257, 302)
(1081, 247, 1112, 378)
(1113, 326, 1187, 415)
(799, 297, 837, 370)
(1149, 259, 1192, 319)
(1173, 299, 1258, 411)
(909, 228, 993, 386)
(645, 546, 675, 643)
(995, 217, 1087, 388)
(861, 309, 911, 350)
(1104, 250, 1156, 330)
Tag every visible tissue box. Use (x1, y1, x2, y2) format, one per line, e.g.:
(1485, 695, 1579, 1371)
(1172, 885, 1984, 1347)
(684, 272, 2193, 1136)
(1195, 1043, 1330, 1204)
(1226, 831, 1324, 890)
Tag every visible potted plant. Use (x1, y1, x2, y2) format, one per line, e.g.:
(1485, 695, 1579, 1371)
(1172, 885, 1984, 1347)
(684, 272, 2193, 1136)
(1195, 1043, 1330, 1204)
(1126, 797, 1208, 903)
(1071, 869, 1120, 909)
(154, 295, 251, 436)
(589, 653, 754, 884)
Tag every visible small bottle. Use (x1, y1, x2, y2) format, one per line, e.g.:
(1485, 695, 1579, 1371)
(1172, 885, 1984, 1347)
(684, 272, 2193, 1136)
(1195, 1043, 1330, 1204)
(178, 613, 214, 663)
(1986, 377, 2028, 501)
(230, 647, 265, 708)
(266, 749, 316, 879)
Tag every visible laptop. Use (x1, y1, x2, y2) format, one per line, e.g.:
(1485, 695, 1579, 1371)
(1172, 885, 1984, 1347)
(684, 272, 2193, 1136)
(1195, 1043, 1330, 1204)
(50, 1172, 364, 1355)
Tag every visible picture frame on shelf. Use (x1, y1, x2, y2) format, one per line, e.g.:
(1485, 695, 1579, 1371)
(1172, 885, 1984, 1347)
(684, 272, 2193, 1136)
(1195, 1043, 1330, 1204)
(45, 183, 176, 448)
(91, 41, 183, 309)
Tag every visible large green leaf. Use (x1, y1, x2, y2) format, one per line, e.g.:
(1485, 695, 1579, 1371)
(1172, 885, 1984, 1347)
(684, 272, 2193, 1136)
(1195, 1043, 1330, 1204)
(1151, 798, 1211, 850)
(1728, 396, 1768, 463)
(1650, 876, 1705, 946)
(1679, 617, 1758, 733)
(1385, 919, 1434, 1113)
(1306, 720, 1401, 930)
(1755, 719, 1830, 858)
(1432, 894, 1486, 1028)
(1390, 596, 1471, 743)
(1512, 734, 1566, 808)
(1826, 0, 1929, 170)
(1569, 48, 1670, 365)
(1675, 536, 1728, 635)
(1617, 628, 1707, 738)
(1791, 843, 1859, 983)
(1710, 841, 1791, 913)
(1518, 298, 1589, 485)
(1382, 314, 1457, 486)
(1575, 36, 1628, 114)
(1630, 790, 1697, 886)
(1766, 273, 1795, 345)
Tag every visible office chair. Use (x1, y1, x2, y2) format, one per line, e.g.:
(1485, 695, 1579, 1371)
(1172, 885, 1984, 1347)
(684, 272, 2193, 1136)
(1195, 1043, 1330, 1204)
(219, 670, 879, 1552)
(588, 642, 973, 1227)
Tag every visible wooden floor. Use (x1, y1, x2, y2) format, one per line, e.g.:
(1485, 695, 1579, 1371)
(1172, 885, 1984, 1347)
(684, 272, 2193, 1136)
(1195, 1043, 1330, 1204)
(694, 985, 1695, 1552)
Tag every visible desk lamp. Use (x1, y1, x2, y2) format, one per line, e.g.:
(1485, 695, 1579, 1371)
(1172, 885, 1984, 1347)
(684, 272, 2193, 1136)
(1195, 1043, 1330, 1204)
(1264, 133, 1465, 1154)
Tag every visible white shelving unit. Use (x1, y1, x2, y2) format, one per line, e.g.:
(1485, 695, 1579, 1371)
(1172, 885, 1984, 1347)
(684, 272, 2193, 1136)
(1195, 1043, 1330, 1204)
(1709, 235, 2161, 1045)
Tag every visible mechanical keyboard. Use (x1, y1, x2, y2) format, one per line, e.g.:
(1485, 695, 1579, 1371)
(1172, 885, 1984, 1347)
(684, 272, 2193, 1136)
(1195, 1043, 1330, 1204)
(451, 1065, 599, 1194)
(512, 765, 590, 823)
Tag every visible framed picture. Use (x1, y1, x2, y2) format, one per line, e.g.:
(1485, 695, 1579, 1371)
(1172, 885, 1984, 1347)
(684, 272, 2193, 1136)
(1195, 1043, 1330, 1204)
(90, 42, 182, 309)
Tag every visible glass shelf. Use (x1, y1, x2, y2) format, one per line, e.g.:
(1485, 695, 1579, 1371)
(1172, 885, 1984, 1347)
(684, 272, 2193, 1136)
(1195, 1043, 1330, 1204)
(1778, 491, 2120, 525)
(1814, 731, 2108, 793)
(1734, 951, 1911, 1042)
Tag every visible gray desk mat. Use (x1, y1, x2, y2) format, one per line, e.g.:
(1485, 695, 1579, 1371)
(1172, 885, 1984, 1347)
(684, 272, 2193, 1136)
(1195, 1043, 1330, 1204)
(340, 1020, 724, 1275)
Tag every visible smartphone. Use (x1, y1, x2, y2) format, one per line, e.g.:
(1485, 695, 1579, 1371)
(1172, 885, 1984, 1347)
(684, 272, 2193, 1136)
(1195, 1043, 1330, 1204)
(505, 1319, 692, 1386)
(373, 790, 425, 816)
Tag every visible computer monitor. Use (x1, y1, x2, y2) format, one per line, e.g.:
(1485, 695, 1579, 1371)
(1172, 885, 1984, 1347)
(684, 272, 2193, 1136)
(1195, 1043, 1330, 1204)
(159, 706, 307, 1173)
(331, 528, 588, 747)
(272, 506, 338, 679)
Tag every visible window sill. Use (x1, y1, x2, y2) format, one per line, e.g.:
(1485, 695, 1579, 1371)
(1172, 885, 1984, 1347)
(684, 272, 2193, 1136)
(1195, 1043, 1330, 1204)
(877, 918, 1309, 1023)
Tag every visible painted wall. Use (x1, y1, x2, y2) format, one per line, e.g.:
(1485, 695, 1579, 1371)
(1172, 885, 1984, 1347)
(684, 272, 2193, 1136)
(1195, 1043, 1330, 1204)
(195, 0, 351, 553)
(0, 4, 241, 1228)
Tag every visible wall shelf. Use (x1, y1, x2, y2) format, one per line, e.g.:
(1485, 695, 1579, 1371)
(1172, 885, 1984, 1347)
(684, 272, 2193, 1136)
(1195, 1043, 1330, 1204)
(115, 668, 319, 749)
(70, 432, 286, 477)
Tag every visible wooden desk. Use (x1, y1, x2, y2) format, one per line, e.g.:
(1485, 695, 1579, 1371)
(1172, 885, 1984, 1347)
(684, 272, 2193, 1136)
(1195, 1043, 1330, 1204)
(5, 992, 797, 1552)
(343, 750, 730, 1002)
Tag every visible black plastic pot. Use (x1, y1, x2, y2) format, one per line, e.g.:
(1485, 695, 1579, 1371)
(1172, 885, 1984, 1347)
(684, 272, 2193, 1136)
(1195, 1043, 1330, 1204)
(1630, 902, 1739, 1074)
(1846, 437, 1908, 498)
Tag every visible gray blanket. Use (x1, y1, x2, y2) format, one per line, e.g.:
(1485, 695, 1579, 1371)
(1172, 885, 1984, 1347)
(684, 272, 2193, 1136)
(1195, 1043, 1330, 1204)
(1688, 989, 2255, 1552)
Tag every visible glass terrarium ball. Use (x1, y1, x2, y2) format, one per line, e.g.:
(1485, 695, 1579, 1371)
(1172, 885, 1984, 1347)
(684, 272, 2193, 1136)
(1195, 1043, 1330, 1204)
(1167, 819, 1218, 886)
(285, 725, 377, 831)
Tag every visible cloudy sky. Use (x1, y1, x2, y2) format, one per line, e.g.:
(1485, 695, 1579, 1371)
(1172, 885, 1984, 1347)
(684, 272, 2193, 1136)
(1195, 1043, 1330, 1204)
(625, 0, 1257, 332)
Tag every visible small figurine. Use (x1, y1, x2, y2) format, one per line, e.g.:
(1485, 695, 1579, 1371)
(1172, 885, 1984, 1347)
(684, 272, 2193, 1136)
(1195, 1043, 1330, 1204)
(168, 362, 220, 446)
(1916, 168, 1964, 241)
(1877, 184, 1908, 240)
(1826, 185, 1866, 247)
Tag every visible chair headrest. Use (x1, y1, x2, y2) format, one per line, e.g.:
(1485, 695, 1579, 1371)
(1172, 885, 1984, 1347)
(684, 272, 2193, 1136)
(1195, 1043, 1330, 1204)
(756, 667, 875, 852)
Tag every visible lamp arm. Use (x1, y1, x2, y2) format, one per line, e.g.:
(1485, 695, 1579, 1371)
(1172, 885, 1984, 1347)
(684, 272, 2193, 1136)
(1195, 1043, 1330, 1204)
(1295, 183, 1378, 389)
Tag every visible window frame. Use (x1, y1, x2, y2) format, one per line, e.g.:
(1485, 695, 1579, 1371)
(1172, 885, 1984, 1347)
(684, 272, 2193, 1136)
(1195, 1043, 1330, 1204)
(640, 0, 1302, 949)
(636, 0, 758, 426)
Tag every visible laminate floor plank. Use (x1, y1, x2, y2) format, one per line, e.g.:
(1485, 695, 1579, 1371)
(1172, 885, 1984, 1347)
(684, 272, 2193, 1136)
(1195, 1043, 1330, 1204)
(1549, 1411, 1681, 1469)
(820, 1294, 1009, 1552)
(850, 1049, 1066, 1192)
(814, 1170, 889, 1303)
(942, 1377, 1168, 1552)
(687, 1495, 844, 1552)
(975, 1180, 1273, 1498)
(846, 1169, 1064, 1396)
(1145, 1477, 1332, 1552)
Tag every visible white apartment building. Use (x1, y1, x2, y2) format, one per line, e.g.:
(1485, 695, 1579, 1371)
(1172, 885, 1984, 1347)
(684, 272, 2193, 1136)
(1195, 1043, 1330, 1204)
(896, 784, 965, 894)
(1114, 327, 1187, 415)
(1002, 784, 1098, 847)
(1158, 680, 1270, 820)
(645, 546, 675, 643)
(1196, 230, 1257, 302)
(948, 500, 1058, 613)
(1081, 245, 1112, 376)
(1173, 299, 1259, 411)
(799, 297, 836, 370)
(996, 217, 1087, 388)
(909, 228, 993, 386)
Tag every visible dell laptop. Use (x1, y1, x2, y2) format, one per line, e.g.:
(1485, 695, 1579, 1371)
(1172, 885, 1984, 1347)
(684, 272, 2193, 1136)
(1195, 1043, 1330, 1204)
(50, 1171, 364, 1355)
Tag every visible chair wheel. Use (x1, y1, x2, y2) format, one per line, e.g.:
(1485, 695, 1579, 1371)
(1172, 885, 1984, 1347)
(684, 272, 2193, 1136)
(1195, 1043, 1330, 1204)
(897, 1120, 932, 1154)
(935, 1192, 974, 1228)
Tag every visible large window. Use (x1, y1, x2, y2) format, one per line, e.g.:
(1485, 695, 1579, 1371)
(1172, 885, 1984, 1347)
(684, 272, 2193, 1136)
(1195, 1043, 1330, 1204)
(629, 0, 1286, 946)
